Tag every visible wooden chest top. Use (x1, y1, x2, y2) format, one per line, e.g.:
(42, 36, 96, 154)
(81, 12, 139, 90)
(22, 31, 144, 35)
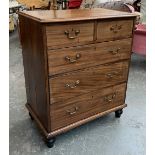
(18, 8, 136, 23)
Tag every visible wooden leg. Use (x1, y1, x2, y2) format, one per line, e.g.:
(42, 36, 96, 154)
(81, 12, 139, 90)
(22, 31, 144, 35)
(45, 137, 56, 148)
(29, 112, 34, 120)
(115, 109, 123, 118)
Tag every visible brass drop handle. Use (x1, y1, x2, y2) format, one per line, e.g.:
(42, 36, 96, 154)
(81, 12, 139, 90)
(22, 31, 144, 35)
(104, 93, 116, 102)
(65, 53, 81, 63)
(65, 80, 80, 89)
(110, 24, 122, 33)
(64, 29, 80, 39)
(109, 48, 121, 55)
(105, 71, 119, 78)
(66, 106, 79, 115)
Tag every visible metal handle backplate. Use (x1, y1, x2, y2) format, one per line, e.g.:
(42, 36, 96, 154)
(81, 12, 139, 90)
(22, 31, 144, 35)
(109, 48, 121, 55)
(65, 80, 80, 89)
(65, 53, 81, 63)
(64, 29, 80, 39)
(105, 71, 120, 78)
(66, 106, 79, 115)
(110, 24, 122, 33)
(104, 93, 116, 102)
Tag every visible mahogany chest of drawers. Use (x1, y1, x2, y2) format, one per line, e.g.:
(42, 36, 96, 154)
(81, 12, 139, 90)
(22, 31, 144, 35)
(18, 8, 136, 147)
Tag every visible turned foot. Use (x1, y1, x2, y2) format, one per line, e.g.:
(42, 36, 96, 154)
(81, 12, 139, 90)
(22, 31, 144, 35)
(29, 112, 34, 120)
(45, 137, 56, 148)
(115, 109, 123, 118)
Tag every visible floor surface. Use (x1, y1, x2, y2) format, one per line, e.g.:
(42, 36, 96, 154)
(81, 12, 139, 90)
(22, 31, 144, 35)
(9, 30, 146, 155)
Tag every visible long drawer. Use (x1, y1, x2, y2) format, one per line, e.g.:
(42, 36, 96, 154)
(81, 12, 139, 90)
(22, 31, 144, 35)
(50, 83, 126, 131)
(45, 22, 94, 49)
(49, 61, 129, 104)
(48, 38, 132, 75)
(97, 19, 133, 41)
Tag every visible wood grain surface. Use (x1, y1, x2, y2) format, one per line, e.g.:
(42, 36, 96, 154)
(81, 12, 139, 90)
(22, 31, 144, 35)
(97, 19, 133, 41)
(19, 15, 50, 131)
(47, 38, 132, 75)
(18, 8, 137, 23)
(50, 83, 126, 131)
(46, 22, 94, 48)
(49, 61, 129, 104)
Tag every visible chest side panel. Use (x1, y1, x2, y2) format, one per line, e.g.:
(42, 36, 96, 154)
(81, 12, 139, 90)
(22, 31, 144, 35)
(19, 15, 50, 132)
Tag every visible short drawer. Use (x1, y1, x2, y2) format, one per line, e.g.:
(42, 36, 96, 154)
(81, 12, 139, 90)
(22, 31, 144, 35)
(97, 19, 133, 41)
(45, 22, 94, 49)
(50, 83, 126, 131)
(48, 38, 132, 75)
(49, 61, 129, 103)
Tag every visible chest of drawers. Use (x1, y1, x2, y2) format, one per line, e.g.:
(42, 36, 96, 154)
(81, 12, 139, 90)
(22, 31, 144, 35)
(18, 8, 136, 147)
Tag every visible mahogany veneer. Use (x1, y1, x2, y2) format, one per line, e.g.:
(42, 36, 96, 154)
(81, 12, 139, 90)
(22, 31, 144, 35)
(18, 8, 136, 147)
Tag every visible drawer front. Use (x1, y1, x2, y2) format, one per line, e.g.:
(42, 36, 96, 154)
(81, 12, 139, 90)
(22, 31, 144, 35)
(46, 22, 94, 49)
(50, 83, 126, 131)
(49, 61, 129, 103)
(48, 38, 132, 75)
(97, 19, 133, 41)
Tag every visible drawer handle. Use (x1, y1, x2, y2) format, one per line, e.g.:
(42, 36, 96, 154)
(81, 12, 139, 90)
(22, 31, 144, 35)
(64, 29, 80, 39)
(65, 53, 81, 63)
(104, 93, 116, 102)
(105, 71, 120, 78)
(109, 48, 121, 55)
(66, 106, 79, 115)
(110, 24, 122, 33)
(65, 80, 80, 89)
